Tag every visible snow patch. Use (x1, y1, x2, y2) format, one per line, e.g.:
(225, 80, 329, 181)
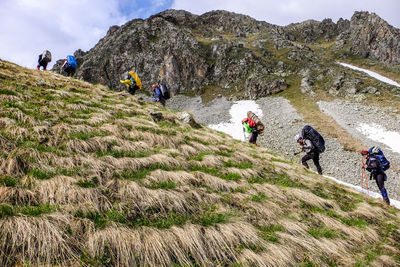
(339, 62, 400, 87)
(209, 100, 263, 141)
(357, 123, 400, 153)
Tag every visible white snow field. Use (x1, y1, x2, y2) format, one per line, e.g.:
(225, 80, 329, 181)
(339, 62, 400, 87)
(357, 123, 400, 153)
(209, 100, 263, 141)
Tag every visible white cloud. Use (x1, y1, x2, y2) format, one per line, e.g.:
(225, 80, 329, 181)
(171, 0, 400, 28)
(0, 0, 129, 69)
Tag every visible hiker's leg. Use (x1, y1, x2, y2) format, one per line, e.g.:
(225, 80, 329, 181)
(376, 173, 390, 204)
(301, 154, 312, 169)
(249, 130, 258, 144)
(312, 152, 322, 175)
(160, 97, 166, 107)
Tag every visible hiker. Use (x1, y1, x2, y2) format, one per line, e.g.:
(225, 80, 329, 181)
(120, 71, 142, 95)
(295, 135, 323, 175)
(61, 55, 77, 77)
(37, 50, 52, 71)
(242, 117, 258, 146)
(361, 148, 390, 205)
(152, 84, 166, 107)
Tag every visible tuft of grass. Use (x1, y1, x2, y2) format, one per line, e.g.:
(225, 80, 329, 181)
(95, 149, 154, 158)
(194, 211, 232, 226)
(270, 157, 293, 164)
(147, 180, 177, 190)
(308, 226, 337, 239)
(220, 173, 241, 181)
(0, 204, 15, 218)
(69, 131, 109, 140)
(258, 224, 285, 243)
(0, 176, 19, 187)
(0, 88, 17, 95)
(28, 168, 56, 180)
(224, 160, 253, 169)
(20, 204, 57, 216)
(215, 149, 234, 157)
(249, 192, 268, 202)
(189, 150, 212, 161)
(76, 179, 98, 188)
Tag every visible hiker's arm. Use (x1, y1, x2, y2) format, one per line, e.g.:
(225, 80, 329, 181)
(302, 140, 313, 150)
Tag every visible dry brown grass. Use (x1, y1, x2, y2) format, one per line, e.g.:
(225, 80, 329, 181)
(1, 60, 400, 266)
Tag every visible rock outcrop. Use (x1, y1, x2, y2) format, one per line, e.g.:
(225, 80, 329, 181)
(53, 9, 400, 98)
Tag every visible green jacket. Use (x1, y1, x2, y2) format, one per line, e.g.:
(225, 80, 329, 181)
(243, 122, 252, 133)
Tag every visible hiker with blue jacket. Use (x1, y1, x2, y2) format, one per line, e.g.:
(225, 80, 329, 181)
(61, 55, 77, 77)
(361, 148, 390, 205)
(152, 84, 166, 107)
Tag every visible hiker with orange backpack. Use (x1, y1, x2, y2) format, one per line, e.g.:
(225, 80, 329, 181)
(242, 117, 258, 146)
(361, 147, 390, 205)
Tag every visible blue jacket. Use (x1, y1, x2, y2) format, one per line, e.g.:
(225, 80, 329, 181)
(153, 87, 162, 102)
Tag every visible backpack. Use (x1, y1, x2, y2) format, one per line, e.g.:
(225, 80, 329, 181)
(41, 50, 52, 62)
(160, 83, 170, 99)
(301, 125, 325, 153)
(247, 111, 264, 135)
(368, 146, 390, 171)
(247, 118, 256, 128)
(128, 71, 142, 89)
(66, 55, 77, 69)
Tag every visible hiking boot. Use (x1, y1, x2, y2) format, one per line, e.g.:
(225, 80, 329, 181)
(383, 197, 390, 205)
(252, 143, 259, 147)
(36, 67, 40, 70)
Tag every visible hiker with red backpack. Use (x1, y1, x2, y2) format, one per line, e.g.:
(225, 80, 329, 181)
(242, 117, 258, 146)
(361, 147, 390, 205)
(295, 125, 325, 175)
(37, 50, 52, 71)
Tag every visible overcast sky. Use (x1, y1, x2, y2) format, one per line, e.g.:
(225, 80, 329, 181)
(1, 0, 399, 69)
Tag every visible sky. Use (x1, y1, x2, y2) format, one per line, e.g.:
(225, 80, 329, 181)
(0, 0, 399, 69)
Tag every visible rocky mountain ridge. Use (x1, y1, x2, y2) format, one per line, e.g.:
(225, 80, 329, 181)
(53, 9, 400, 98)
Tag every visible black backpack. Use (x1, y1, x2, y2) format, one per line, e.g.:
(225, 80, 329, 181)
(302, 125, 325, 153)
(160, 83, 170, 99)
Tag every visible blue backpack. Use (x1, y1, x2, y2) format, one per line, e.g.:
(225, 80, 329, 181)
(66, 55, 77, 68)
(368, 146, 390, 171)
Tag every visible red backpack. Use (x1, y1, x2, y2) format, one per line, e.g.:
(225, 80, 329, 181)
(248, 118, 256, 128)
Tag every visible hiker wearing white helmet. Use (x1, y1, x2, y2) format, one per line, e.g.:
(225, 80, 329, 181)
(295, 134, 322, 175)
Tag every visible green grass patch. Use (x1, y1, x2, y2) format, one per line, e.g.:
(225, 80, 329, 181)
(249, 192, 267, 202)
(115, 164, 181, 181)
(0, 204, 57, 218)
(224, 160, 253, 169)
(215, 149, 234, 157)
(0, 204, 15, 218)
(249, 171, 304, 188)
(270, 157, 293, 164)
(190, 165, 219, 176)
(69, 131, 109, 140)
(76, 179, 98, 188)
(0, 176, 19, 187)
(95, 149, 154, 158)
(308, 226, 337, 239)
(258, 224, 285, 243)
(0, 88, 17, 95)
(157, 121, 178, 128)
(147, 180, 177, 190)
(28, 168, 56, 180)
(189, 150, 212, 161)
(220, 172, 241, 181)
(136, 126, 177, 136)
(194, 211, 232, 226)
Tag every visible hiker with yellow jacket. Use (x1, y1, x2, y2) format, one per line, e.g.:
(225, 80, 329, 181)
(120, 71, 142, 95)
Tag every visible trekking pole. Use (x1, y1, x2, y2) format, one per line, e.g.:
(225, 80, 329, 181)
(242, 127, 246, 142)
(360, 159, 369, 195)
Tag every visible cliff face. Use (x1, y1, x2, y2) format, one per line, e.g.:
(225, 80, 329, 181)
(53, 10, 400, 97)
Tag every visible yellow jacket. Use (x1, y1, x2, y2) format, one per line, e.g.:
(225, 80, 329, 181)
(119, 71, 142, 89)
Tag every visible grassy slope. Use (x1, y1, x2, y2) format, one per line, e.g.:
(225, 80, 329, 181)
(0, 60, 400, 266)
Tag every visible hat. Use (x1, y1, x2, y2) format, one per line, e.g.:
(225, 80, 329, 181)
(295, 134, 303, 142)
(151, 84, 158, 90)
(361, 150, 369, 155)
(242, 118, 249, 123)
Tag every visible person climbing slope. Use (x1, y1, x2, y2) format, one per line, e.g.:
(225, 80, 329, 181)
(295, 134, 323, 175)
(242, 117, 258, 146)
(152, 84, 166, 107)
(61, 55, 77, 77)
(120, 71, 142, 95)
(361, 148, 390, 205)
(37, 50, 52, 71)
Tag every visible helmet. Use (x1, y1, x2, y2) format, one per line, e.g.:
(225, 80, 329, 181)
(361, 150, 369, 156)
(295, 134, 302, 142)
(126, 75, 130, 79)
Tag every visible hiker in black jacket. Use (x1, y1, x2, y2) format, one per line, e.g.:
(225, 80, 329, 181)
(295, 135, 322, 175)
(361, 150, 390, 205)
